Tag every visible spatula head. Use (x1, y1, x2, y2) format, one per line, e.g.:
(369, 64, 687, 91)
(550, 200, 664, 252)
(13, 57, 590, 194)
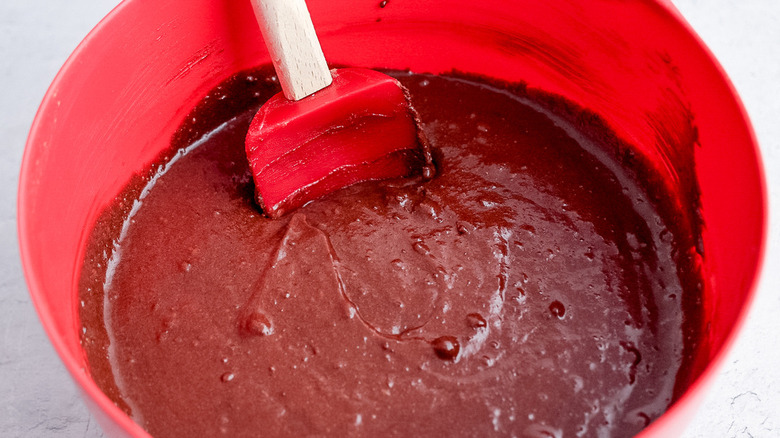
(245, 68, 433, 218)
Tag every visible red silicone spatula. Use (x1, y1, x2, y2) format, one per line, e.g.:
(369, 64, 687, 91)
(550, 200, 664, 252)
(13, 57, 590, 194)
(246, 0, 433, 218)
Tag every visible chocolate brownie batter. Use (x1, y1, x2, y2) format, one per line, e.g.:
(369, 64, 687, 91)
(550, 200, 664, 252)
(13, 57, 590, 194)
(79, 69, 704, 437)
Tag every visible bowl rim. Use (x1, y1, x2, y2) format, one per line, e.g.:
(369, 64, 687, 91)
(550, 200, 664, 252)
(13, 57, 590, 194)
(633, 1, 769, 432)
(17, 1, 152, 436)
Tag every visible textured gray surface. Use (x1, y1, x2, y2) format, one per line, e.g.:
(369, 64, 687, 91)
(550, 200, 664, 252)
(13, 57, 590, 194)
(1, 1, 777, 437)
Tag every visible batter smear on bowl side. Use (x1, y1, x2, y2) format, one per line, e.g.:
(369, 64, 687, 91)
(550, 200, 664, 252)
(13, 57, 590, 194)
(78, 68, 704, 438)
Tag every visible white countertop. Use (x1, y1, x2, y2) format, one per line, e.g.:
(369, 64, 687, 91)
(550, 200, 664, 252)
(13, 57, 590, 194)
(1, 1, 777, 436)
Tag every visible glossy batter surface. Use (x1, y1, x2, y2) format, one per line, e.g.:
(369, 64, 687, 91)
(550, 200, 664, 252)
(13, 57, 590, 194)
(79, 71, 702, 438)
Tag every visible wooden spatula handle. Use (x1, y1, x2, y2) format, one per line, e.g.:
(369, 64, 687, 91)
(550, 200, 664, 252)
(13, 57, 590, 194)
(250, 0, 333, 101)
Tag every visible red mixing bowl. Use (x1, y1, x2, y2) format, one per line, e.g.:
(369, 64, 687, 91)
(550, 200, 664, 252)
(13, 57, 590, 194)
(18, 0, 766, 436)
